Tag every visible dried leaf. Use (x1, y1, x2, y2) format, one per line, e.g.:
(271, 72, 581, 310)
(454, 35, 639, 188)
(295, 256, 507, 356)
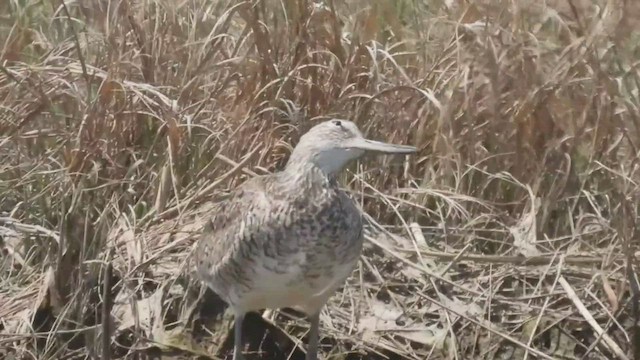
(548, 327, 577, 358)
(109, 217, 142, 268)
(397, 324, 448, 349)
(155, 163, 172, 213)
(510, 186, 541, 257)
(358, 298, 404, 342)
(437, 294, 484, 322)
(601, 274, 619, 313)
(113, 286, 162, 337)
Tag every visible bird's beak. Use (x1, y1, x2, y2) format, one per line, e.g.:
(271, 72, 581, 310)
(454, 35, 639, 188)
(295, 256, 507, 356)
(345, 137, 417, 154)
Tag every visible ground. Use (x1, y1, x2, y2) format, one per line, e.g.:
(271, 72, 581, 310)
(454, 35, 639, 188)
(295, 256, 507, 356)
(0, 0, 639, 359)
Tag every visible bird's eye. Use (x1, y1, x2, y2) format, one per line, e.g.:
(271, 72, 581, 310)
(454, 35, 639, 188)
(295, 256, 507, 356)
(332, 120, 342, 127)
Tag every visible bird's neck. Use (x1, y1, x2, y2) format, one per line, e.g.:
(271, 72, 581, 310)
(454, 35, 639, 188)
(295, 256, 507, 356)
(281, 161, 338, 192)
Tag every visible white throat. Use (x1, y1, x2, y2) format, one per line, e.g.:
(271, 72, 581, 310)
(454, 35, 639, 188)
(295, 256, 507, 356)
(312, 148, 364, 175)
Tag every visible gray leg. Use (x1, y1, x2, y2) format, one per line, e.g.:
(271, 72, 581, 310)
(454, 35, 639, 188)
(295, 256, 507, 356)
(233, 312, 245, 360)
(306, 312, 320, 360)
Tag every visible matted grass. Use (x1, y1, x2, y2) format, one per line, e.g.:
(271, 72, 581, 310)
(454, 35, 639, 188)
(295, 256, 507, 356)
(1, 0, 639, 359)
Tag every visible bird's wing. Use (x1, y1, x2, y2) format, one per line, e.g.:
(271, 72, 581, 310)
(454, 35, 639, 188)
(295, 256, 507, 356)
(193, 175, 277, 283)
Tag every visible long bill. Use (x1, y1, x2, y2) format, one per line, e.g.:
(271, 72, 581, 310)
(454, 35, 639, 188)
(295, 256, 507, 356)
(345, 138, 417, 154)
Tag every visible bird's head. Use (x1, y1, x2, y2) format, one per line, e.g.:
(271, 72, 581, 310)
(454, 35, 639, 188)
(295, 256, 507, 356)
(286, 119, 416, 176)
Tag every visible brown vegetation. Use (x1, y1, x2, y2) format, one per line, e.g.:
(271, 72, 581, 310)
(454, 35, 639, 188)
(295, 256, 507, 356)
(1, 0, 639, 359)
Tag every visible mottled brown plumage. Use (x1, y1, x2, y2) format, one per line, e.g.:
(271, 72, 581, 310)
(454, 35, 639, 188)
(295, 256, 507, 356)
(194, 119, 416, 360)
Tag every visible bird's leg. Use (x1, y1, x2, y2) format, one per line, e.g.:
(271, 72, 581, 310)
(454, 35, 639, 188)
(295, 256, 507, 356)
(306, 311, 320, 360)
(233, 312, 245, 360)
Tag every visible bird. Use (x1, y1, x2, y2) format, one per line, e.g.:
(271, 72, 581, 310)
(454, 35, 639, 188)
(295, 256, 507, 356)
(194, 119, 416, 360)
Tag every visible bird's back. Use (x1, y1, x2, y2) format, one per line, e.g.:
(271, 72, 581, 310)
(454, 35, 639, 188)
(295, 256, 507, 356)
(194, 166, 363, 314)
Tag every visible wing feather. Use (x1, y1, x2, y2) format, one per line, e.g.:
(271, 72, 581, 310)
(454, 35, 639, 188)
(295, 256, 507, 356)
(193, 176, 273, 292)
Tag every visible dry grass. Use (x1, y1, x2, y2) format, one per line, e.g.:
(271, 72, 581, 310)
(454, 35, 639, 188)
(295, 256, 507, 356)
(1, 0, 639, 359)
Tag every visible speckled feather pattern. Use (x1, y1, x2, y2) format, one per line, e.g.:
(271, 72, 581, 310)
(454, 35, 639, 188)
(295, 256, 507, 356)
(194, 162, 363, 315)
(193, 120, 415, 360)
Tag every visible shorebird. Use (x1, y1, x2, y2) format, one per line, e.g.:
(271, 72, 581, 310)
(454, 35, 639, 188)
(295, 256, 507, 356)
(194, 119, 416, 360)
